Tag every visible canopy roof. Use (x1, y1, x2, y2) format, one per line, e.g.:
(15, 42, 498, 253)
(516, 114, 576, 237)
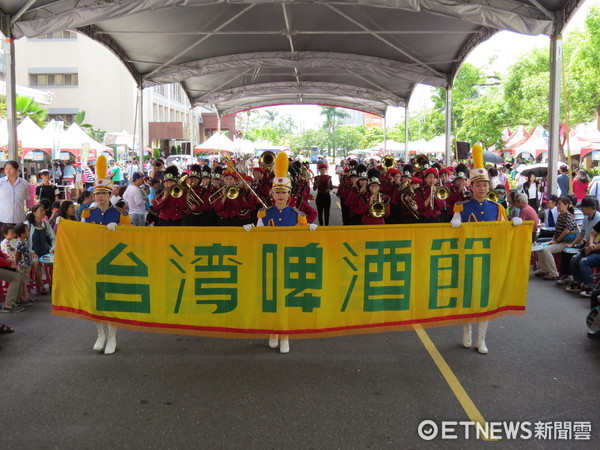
(0, 1, 584, 117)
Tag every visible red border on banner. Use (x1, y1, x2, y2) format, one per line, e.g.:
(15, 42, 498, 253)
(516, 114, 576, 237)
(52, 305, 525, 339)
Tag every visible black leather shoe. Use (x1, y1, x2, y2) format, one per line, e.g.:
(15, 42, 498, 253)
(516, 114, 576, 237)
(586, 331, 600, 340)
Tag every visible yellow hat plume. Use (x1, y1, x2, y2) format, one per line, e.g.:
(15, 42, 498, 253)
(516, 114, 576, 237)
(275, 152, 288, 178)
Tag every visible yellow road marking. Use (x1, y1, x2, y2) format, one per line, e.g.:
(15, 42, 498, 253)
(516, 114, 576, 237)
(413, 324, 496, 441)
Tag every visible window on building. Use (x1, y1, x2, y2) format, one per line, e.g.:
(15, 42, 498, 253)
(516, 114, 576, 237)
(48, 113, 76, 124)
(29, 73, 78, 87)
(32, 30, 77, 40)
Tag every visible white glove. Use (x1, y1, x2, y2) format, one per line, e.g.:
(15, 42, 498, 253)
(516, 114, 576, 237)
(309, 223, 319, 232)
(106, 222, 117, 231)
(243, 224, 255, 232)
(55, 216, 62, 226)
(450, 212, 462, 228)
(512, 217, 523, 226)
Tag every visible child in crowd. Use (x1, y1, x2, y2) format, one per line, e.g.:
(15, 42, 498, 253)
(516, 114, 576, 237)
(13, 223, 35, 306)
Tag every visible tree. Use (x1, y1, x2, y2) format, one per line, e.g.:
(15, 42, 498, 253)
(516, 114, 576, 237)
(74, 110, 106, 143)
(320, 106, 350, 157)
(358, 126, 384, 149)
(262, 109, 280, 127)
(15, 95, 48, 126)
(457, 88, 507, 150)
(564, 6, 600, 124)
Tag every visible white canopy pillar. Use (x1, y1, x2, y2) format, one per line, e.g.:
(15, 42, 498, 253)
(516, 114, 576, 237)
(404, 107, 409, 163)
(547, 31, 562, 196)
(444, 86, 453, 167)
(383, 116, 387, 154)
(137, 87, 144, 164)
(1, 14, 18, 162)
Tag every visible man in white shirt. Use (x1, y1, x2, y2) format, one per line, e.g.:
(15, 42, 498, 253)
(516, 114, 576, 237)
(0, 161, 29, 225)
(122, 172, 148, 226)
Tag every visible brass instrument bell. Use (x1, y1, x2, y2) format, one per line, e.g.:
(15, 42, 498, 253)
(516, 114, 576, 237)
(381, 155, 396, 171)
(435, 186, 450, 200)
(369, 193, 386, 218)
(259, 151, 276, 169)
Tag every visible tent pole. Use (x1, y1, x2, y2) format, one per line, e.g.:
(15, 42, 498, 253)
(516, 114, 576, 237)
(2, 16, 18, 162)
(138, 87, 144, 165)
(404, 106, 409, 163)
(444, 86, 453, 167)
(383, 116, 387, 154)
(548, 31, 562, 196)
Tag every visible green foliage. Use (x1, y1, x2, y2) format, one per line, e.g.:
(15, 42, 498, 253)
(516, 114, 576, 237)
(457, 88, 507, 150)
(245, 126, 284, 145)
(359, 126, 384, 149)
(565, 6, 600, 123)
(288, 128, 328, 154)
(320, 106, 350, 156)
(14, 95, 48, 126)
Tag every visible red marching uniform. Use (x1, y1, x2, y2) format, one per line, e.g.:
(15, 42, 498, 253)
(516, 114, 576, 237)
(153, 191, 187, 225)
(414, 186, 444, 222)
(353, 191, 391, 225)
(287, 195, 317, 224)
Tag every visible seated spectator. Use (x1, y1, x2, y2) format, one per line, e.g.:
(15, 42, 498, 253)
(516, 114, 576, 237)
(53, 200, 77, 232)
(515, 193, 539, 242)
(560, 197, 600, 286)
(567, 194, 584, 229)
(536, 196, 579, 281)
(538, 194, 559, 239)
(507, 190, 520, 220)
(76, 191, 93, 221)
(0, 244, 24, 314)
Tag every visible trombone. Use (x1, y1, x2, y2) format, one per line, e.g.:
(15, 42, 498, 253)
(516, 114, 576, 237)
(208, 184, 241, 203)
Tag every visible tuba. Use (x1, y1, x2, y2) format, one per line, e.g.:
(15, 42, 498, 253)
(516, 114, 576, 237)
(259, 151, 276, 169)
(369, 193, 386, 218)
(381, 155, 396, 171)
(411, 154, 430, 171)
(486, 190, 500, 202)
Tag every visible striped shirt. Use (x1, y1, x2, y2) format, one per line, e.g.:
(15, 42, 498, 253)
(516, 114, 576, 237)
(553, 212, 578, 241)
(0, 176, 29, 223)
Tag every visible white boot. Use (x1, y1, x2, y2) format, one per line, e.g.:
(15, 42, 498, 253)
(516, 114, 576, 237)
(279, 335, 289, 354)
(93, 323, 106, 351)
(269, 334, 279, 349)
(462, 324, 472, 348)
(476, 321, 488, 354)
(104, 325, 117, 355)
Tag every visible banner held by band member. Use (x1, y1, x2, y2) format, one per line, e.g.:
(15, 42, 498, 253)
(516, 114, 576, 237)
(52, 220, 533, 338)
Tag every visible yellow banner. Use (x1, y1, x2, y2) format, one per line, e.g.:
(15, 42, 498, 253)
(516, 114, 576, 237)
(52, 220, 532, 338)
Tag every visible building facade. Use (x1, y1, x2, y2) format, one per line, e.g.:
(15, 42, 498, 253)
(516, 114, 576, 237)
(13, 30, 201, 157)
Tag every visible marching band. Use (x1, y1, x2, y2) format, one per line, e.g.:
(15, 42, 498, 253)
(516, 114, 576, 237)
(91, 151, 507, 228)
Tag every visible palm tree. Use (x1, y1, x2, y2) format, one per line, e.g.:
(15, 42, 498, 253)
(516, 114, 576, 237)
(15, 95, 48, 126)
(263, 109, 280, 127)
(320, 106, 349, 158)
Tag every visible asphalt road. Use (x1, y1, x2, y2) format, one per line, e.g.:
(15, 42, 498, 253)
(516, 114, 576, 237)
(1, 196, 599, 449)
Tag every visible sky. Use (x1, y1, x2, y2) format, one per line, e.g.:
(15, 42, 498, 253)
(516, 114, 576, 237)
(256, 0, 599, 130)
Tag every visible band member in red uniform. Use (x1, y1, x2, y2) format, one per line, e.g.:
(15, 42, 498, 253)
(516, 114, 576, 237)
(346, 165, 368, 225)
(354, 169, 390, 225)
(252, 167, 272, 206)
(183, 164, 212, 226)
(312, 164, 333, 226)
(336, 168, 357, 225)
(445, 164, 471, 219)
(153, 166, 187, 226)
(415, 168, 444, 223)
(212, 167, 245, 226)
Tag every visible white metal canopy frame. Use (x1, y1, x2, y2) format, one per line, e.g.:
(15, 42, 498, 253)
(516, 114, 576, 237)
(0, 0, 585, 192)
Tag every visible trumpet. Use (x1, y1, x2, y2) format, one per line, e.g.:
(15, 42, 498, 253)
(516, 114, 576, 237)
(369, 193, 387, 218)
(381, 155, 396, 171)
